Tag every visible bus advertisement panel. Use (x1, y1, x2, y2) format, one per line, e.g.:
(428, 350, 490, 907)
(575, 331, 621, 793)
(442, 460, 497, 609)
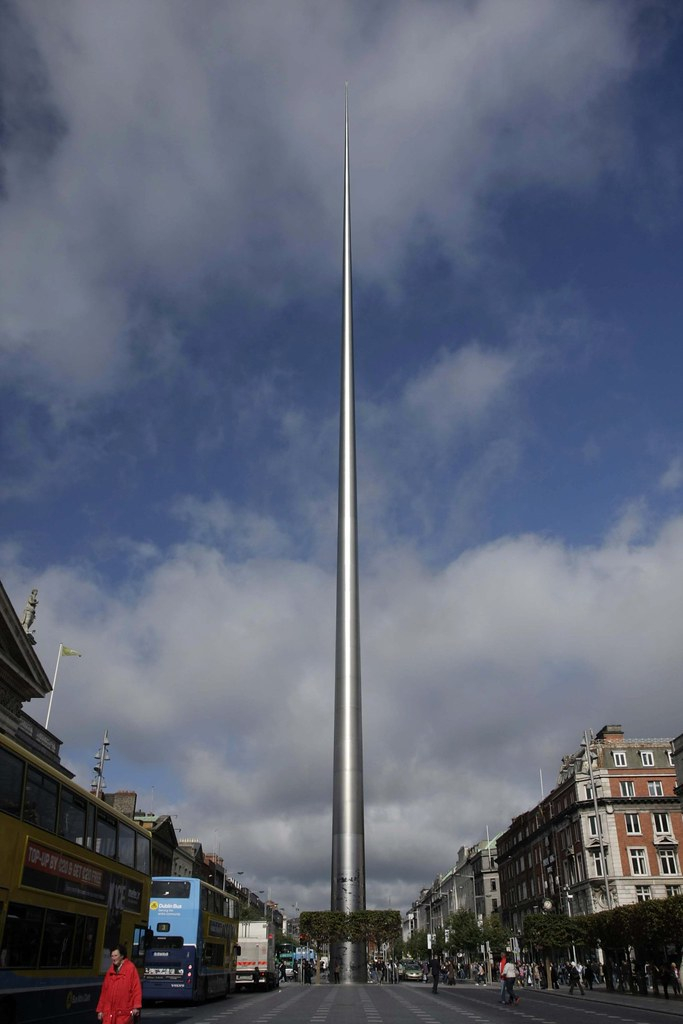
(0, 732, 151, 1024)
(143, 877, 239, 1003)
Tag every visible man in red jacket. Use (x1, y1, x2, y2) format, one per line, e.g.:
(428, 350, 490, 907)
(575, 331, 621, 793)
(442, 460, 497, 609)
(97, 944, 142, 1023)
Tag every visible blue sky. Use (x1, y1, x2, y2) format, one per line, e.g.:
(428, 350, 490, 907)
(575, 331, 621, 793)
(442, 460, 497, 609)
(2, 0, 683, 915)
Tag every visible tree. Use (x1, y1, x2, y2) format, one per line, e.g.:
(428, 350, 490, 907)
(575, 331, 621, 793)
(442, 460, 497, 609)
(406, 928, 429, 961)
(299, 911, 348, 983)
(297, 910, 402, 981)
(482, 916, 511, 957)
(522, 912, 589, 988)
(347, 910, 403, 962)
(446, 909, 481, 958)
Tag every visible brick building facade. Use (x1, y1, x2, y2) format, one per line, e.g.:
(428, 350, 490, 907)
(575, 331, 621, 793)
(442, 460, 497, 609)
(497, 724, 683, 934)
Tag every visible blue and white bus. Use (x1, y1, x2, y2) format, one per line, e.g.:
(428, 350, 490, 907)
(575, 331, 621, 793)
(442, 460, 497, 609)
(143, 877, 239, 1003)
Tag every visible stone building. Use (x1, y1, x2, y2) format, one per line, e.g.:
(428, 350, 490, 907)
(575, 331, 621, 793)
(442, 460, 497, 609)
(132, 810, 182, 876)
(497, 724, 683, 934)
(0, 579, 55, 756)
(405, 836, 500, 940)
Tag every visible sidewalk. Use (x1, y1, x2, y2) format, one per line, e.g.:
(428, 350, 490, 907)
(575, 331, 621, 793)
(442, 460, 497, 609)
(528, 984, 683, 1016)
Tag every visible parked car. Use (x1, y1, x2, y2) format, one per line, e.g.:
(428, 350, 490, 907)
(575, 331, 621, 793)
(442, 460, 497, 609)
(402, 961, 424, 982)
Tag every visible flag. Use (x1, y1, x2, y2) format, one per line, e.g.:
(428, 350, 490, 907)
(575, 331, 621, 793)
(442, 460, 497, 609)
(61, 646, 82, 657)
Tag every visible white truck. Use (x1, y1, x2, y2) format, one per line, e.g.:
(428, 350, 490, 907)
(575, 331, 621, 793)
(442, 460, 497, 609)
(235, 920, 279, 991)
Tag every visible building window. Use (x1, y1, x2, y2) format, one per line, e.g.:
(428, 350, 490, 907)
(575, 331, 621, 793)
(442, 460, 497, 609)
(613, 751, 627, 767)
(492, 898, 498, 911)
(589, 850, 604, 877)
(588, 815, 598, 837)
(629, 848, 649, 875)
(624, 813, 641, 834)
(640, 751, 655, 767)
(585, 785, 593, 800)
(620, 781, 635, 797)
(668, 751, 675, 767)
(653, 812, 670, 834)
(635, 885, 652, 902)
(659, 849, 679, 875)
(666, 885, 681, 897)
(648, 780, 664, 797)
(490, 879, 497, 892)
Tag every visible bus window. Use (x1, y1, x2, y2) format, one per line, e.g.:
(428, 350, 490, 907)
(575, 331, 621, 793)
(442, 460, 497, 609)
(131, 924, 148, 960)
(118, 822, 136, 867)
(203, 942, 225, 967)
(41, 909, 76, 967)
(58, 788, 88, 845)
(95, 809, 117, 858)
(149, 935, 184, 950)
(85, 800, 95, 849)
(72, 914, 98, 967)
(136, 832, 151, 875)
(225, 896, 237, 919)
(3, 904, 42, 968)
(0, 746, 23, 817)
(151, 880, 191, 899)
(23, 767, 58, 831)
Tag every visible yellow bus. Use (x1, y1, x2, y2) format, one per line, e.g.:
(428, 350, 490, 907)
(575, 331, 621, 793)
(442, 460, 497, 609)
(0, 731, 151, 1023)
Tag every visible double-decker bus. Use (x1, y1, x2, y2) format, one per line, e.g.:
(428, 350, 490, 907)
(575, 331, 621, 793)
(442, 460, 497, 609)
(278, 941, 296, 978)
(0, 731, 151, 1024)
(143, 876, 240, 1002)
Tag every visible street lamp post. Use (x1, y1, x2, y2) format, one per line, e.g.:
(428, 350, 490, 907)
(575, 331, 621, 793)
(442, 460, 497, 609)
(583, 730, 613, 910)
(564, 888, 577, 962)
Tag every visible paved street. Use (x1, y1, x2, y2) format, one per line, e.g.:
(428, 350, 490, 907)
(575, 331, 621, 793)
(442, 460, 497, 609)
(140, 981, 683, 1024)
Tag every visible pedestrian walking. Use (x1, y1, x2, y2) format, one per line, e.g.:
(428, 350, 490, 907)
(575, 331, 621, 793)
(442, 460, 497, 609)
(96, 945, 142, 1024)
(568, 962, 584, 996)
(430, 953, 441, 993)
(502, 959, 520, 1005)
(498, 954, 507, 1002)
(660, 963, 675, 1000)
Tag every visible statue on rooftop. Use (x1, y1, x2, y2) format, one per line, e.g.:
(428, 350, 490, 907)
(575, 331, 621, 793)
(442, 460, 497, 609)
(21, 588, 38, 636)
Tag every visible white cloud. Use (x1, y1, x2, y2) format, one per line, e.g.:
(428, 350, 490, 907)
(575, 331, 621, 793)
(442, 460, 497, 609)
(604, 498, 649, 547)
(403, 344, 518, 441)
(171, 495, 291, 558)
(0, 0, 660, 407)
(6, 511, 683, 911)
(660, 456, 683, 493)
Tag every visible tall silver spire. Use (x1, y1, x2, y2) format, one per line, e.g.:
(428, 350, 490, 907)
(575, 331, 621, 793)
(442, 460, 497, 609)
(330, 86, 366, 984)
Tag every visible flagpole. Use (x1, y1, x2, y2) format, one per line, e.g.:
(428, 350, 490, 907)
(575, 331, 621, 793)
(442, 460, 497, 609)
(45, 643, 81, 732)
(45, 643, 64, 732)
